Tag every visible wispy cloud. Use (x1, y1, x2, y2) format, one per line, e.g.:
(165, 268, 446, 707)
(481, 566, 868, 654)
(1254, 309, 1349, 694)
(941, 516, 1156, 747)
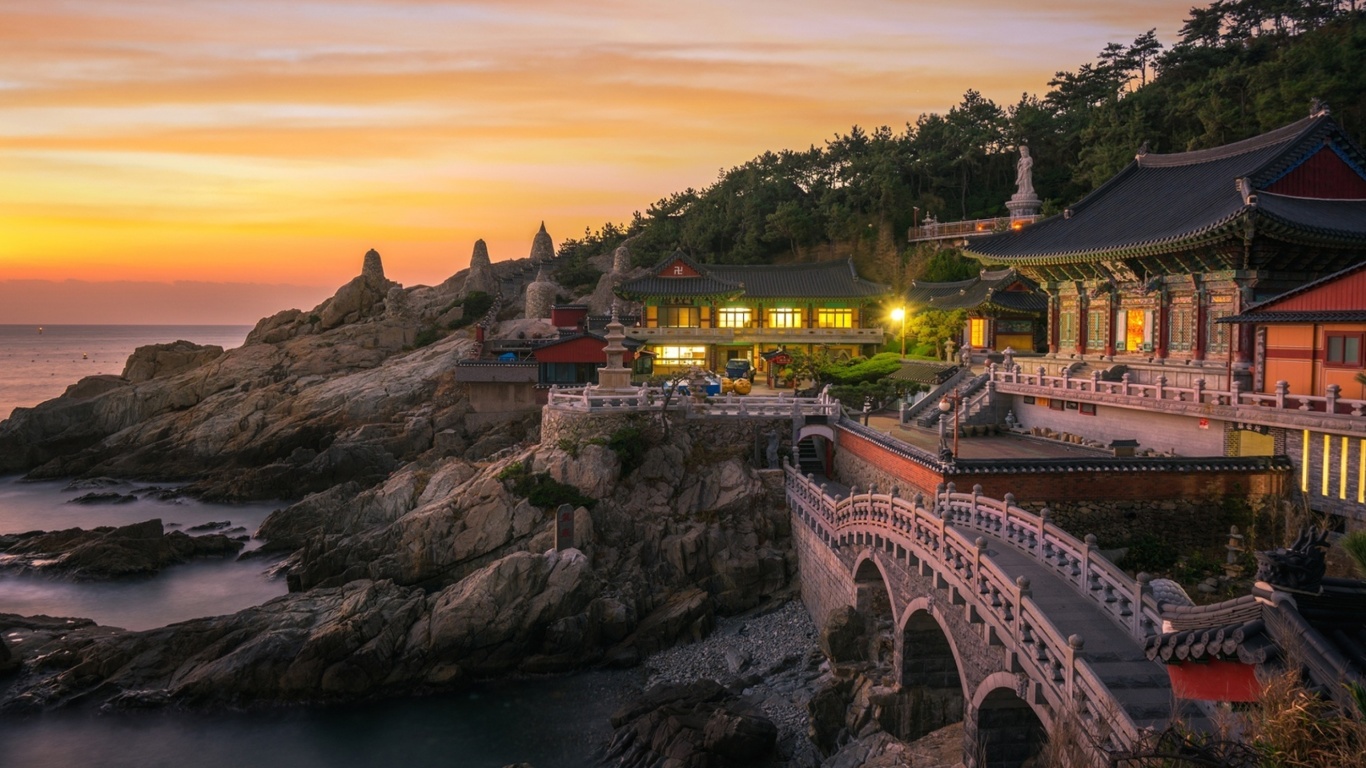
(1, 0, 1195, 301)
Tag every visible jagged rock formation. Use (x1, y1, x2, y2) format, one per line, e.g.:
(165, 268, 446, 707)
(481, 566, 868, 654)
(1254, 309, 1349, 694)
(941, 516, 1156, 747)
(0, 416, 795, 711)
(529, 222, 555, 264)
(612, 244, 631, 277)
(525, 265, 557, 320)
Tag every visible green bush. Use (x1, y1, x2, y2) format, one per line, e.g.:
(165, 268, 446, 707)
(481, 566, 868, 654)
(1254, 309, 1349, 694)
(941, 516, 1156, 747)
(497, 460, 596, 510)
(448, 291, 496, 330)
(413, 327, 442, 348)
(608, 425, 649, 476)
(820, 352, 904, 385)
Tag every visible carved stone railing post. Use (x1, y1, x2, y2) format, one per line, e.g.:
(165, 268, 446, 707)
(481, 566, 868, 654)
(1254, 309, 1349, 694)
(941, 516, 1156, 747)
(1326, 384, 1340, 414)
(1133, 572, 1151, 638)
(1120, 372, 1131, 397)
(1229, 378, 1241, 407)
(1193, 378, 1204, 404)
(1155, 375, 1167, 400)
(1090, 370, 1101, 392)
(1276, 380, 1288, 409)
(1066, 634, 1085, 701)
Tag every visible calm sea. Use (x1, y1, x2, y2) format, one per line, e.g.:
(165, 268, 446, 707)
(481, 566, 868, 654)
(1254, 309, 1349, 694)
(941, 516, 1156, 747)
(0, 325, 634, 765)
(0, 325, 252, 421)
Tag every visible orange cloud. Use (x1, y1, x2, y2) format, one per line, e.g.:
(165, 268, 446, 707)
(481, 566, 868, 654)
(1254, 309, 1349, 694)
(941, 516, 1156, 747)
(0, 0, 1203, 319)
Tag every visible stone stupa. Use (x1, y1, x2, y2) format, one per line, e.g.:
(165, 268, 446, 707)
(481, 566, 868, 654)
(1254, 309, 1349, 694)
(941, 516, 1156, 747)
(594, 304, 634, 392)
(529, 222, 555, 264)
(465, 239, 497, 295)
(525, 265, 557, 320)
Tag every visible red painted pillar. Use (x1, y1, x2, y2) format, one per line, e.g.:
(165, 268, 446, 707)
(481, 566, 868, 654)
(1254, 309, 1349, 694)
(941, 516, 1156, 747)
(1048, 291, 1060, 354)
(1156, 294, 1169, 360)
(1192, 291, 1207, 362)
(1104, 296, 1117, 358)
(1075, 295, 1088, 356)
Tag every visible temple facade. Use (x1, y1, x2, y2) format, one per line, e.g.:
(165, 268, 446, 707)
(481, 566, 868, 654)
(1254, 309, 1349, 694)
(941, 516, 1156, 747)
(614, 252, 890, 376)
(964, 112, 1366, 389)
(903, 268, 1047, 353)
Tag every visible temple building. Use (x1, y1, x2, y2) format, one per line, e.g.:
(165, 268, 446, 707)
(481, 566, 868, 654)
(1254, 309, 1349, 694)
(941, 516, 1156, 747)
(614, 251, 890, 376)
(964, 111, 1366, 389)
(902, 268, 1046, 353)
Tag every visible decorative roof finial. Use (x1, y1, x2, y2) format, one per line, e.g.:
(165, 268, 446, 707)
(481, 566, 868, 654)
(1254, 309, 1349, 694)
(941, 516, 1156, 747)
(1310, 98, 1331, 118)
(1136, 141, 1150, 160)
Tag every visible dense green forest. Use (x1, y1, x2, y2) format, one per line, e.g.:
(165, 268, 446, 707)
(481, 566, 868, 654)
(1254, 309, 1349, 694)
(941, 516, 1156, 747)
(556, 0, 1366, 289)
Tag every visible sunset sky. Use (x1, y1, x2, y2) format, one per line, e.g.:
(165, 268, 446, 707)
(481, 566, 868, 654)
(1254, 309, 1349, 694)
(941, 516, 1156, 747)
(1, 0, 1195, 323)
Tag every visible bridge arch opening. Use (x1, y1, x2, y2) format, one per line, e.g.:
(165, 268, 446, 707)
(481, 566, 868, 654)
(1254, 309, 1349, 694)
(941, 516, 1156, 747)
(974, 687, 1046, 768)
(852, 557, 896, 668)
(795, 433, 833, 477)
(898, 608, 967, 741)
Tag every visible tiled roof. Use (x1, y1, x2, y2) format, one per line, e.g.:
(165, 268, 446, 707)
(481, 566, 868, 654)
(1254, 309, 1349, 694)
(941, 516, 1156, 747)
(1145, 580, 1366, 697)
(964, 115, 1366, 264)
(532, 332, 644, 350)
(617, 252, 889, 301)
(1222, 310, 1366, 324)
(453, 360, 539, 383)
(888, 361, 960, 385)
(904, 268, 1046, 313)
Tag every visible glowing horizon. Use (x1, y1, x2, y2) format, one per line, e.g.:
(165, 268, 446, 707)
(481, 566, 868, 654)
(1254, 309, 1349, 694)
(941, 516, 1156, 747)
(2, 0, 1194, 320)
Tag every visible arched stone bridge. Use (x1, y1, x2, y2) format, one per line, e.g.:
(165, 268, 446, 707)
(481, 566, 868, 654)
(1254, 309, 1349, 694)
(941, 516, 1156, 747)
(785, 464, 1196, 767)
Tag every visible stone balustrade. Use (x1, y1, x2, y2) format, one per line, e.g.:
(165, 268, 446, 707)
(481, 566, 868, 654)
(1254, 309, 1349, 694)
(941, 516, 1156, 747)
(991, 363, 1366, 436)
(546, 386, 841, 418)
(785, 464, 1154, 757)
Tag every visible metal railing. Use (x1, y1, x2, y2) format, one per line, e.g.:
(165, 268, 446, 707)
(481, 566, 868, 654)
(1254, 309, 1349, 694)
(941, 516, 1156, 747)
(625, 326, 884, 342)
(785, 466, 1156, 756)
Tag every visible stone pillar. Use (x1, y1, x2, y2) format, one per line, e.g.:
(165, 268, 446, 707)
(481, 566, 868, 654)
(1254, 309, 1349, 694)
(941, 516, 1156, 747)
(595, 304, 634, 391)
(362, 249, 385, 281)
(529, 221, 555, 263)
(525, 266, 556, 320)
(466, 239, 496, 295)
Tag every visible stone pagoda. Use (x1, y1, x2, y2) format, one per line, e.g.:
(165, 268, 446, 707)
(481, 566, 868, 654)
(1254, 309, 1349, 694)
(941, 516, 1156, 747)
(594, 304, 634, 392)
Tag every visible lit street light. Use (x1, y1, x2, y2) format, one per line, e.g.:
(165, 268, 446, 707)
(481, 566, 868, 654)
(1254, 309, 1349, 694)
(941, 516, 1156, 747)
(890, 306, 906, 360)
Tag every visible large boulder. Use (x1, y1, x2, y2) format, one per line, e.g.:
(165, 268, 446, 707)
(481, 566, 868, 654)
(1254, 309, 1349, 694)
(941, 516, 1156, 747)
(0, 519, 243, 579)
(819, 606, 867, 664)
(122, 341, 225, 383)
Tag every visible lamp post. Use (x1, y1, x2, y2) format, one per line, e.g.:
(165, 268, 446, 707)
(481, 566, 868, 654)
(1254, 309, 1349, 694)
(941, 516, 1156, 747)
(937, 391, 961, 460)
(890, 307, 906, 360)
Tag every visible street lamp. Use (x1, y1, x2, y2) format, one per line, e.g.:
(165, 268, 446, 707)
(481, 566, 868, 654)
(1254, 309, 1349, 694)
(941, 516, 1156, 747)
(937, 392, 961, 460)
(890, 307, 906, 360)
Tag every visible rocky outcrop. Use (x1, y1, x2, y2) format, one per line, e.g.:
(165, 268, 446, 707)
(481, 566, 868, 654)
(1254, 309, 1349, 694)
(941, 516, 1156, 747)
(528, 222, 555, 264)
(0, 519, 242, 579)
(604, 680, 778, 768)
(122, 341, 225, 383)
(0, 547, 602, 711)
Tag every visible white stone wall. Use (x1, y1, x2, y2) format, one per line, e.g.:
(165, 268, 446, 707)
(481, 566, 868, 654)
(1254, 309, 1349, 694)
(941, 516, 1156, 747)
(1009, 394, 1226, 456)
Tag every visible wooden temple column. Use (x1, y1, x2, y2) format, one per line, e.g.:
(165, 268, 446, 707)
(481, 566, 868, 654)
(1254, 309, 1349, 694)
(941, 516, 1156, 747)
(1232, 281, 1256, 372)
(1104, 292, 1117, 358)
(1047, 288, 1060, 354)
(1155, 287, 1170, 360)
(1192, 286, 1207, 362)
(1075, 290, 1088, 356)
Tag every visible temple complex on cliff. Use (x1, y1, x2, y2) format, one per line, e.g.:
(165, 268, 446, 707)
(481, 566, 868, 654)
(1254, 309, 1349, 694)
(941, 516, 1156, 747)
(963, 110, 1366, 391)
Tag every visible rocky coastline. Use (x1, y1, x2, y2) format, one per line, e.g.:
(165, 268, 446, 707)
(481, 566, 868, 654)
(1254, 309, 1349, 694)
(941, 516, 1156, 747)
(0, 244, 944, 766)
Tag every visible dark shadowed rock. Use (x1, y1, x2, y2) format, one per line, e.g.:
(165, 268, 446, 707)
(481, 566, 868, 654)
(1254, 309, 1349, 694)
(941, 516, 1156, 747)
(819, 606, 867, 664)
(0, 519, 243, 579)
(606, 680, 777, 768)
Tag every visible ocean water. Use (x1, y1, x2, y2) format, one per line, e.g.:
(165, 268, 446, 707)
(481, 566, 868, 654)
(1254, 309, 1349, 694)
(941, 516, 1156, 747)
(0, 325, 634, 765)
(0, 324, 251, 421)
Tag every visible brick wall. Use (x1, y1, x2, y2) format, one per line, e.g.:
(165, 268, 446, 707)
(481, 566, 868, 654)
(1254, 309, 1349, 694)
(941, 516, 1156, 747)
(790, 518, 853, 628)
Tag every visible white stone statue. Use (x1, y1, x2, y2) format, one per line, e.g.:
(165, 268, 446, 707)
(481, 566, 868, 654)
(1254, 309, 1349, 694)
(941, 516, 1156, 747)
(1014, 146, 1035, 199)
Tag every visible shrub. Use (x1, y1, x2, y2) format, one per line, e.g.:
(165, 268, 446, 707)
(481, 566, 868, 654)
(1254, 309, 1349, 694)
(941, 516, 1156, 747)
(497, 459, 595, 510)
(448, 291, 495, 329)
(1340, 530, 1366, 578)
(608, 425, 649, 476)
(414, 327, 442, 348)
(1120, 533, 1179, 574)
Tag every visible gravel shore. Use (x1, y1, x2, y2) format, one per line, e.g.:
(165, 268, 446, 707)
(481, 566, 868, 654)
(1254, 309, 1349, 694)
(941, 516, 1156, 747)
(643, 599, 826, 766)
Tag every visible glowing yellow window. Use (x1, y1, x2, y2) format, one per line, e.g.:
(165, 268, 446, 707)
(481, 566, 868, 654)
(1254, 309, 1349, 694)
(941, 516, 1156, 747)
(817, 309, 852, 328)
(717, 308, 751, 328)
(767, 308, 801, 328)
(969, 318, 986, 347)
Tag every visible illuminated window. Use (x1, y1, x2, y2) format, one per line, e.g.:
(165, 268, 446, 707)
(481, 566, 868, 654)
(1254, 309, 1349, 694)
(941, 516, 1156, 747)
(659, 306, 700, 328)
(1327, 333, 1363, 367)
(717, 307, 751, 328)
(767, 308, 801, 328)
(653, 346, 707, 366)
(969, 318, 986, 347)
(817, 309, 852, 328)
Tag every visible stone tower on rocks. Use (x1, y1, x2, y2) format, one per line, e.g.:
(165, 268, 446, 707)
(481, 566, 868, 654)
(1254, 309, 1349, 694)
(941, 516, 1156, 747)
(612, 245, 631, 279)
(529, 222, 555, 263)
(362, 249, 385, 282)
(525, 265, 557, 319)
(466, 239, 496, 295)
